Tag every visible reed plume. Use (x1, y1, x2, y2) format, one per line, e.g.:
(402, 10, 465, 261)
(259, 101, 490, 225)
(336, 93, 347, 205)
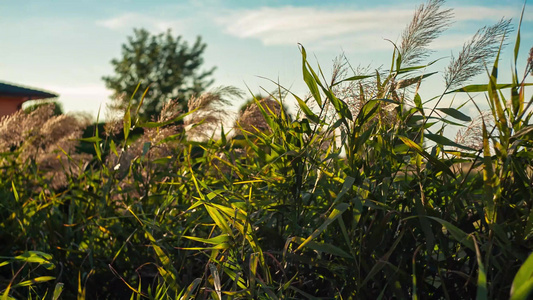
(399, 0, 453, 66)
(445, 18, 512, 90)
(0, 104, 91, 189)
(185, 86, 242, 140)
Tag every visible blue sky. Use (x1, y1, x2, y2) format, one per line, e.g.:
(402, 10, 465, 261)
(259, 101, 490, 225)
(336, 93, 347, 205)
(0, 0, 531, 120)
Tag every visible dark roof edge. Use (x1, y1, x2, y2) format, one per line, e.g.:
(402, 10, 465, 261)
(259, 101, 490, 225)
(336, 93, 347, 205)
(0, 80, 58, 99)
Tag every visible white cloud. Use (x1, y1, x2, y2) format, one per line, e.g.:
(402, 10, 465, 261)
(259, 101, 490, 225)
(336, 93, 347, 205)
(96, 13, 186, 33)
(216, 6, 412, 47)
(453, 6, 523, 21)
(214, 5, 527, 50)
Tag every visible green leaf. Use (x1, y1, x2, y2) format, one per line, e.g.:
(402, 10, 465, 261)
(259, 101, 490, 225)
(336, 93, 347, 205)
(141, 142, 151, 159)
(11, 182, 19, 202)
(326, 88, 353, 121)
(481, 122, 497, 224)
(414, 93, 422, 110)
(511, 252, 533, 300)
(426, 216, 475, 250)
(180, 278, 202, 300)
(450, 83, 533, 93)
(295, 203, 349, 252)
(182, 234, 231, 245)
(399, 136, 454, 177)
(78, 136, 103, 143)
(13, 276, 56, 288)
(53, 283, 64, 300)
(300, 45, 322, 107)
(511, 125, 533, 140)
(396, 59, 440, 74)
(474, 238, 487, 300)
(4, 251, 55, 269)
(123, 108, 131, 141)
(436, 108, 472, 122)
(292, 237, 352, 258)
(333, 176, 355, 205)
(292, 92, 320, 123)
(425, 133, 476, 151)
(332, 74, 374, 87)
(145, 231, 179, 292)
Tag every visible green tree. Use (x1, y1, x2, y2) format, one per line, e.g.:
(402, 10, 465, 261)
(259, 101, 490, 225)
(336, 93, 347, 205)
(102, 28, 215, 120)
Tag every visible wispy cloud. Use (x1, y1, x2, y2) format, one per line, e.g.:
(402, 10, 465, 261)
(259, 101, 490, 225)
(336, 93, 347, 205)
(96, 12, 186, 32)
(45, 84, 111, 97)
(216, 6, 412, 46)
(215, 5, 524, 50)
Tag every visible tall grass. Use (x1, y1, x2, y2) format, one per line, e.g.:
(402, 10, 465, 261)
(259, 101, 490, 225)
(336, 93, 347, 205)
(1, 1, 533, 299)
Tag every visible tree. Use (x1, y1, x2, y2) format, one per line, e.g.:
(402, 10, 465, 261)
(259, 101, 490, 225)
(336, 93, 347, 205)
(102, 28, 215, 120)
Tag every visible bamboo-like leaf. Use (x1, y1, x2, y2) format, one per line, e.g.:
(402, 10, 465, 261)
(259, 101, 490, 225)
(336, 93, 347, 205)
(13, 276, 55, 288)
(425, 133, 475, 151)
(178, 244, 230, 251)
(487, 45, 509, 139)
(179, 278, 202, 300)
(414, 93, 422, 110)
(333, 176, 355, 205)
(300, 45, 322, 107)
(325, 87, 353, 121)
(11, 182, 19, 202)
(332, 74, 374, 86)
(511, 5, 525, 117)
(396, 59, 441, 74)
(78, 136, 103, 143)
(53, 283, 64, 300)
(292, 237, 352, 258)
(481, 122, 497, 224)
(182, 234, 231, 245)
(123, 107, 131, 141)
(399, 136, 454, 177)
(1, 251, 55, 270)
(292, 92, 320, 123)
(511, 125, 533, 141)
(209, 264, 222, 300)
(295, 203, 349, 252)
(473, 236, 487, 300)
(362, 229, 405, 286)
(204, 204, 234, 237)
(426, 216, 475, 250)
(134, 84, 151, 117)
(436, 108, 472, 122)
(145, 231, 179, 291)
(510, 252, 533, 300)
(450, 83, 533, 93)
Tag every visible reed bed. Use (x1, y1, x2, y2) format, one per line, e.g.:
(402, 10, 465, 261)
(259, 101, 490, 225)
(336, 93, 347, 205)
(1, 0, 533, 299)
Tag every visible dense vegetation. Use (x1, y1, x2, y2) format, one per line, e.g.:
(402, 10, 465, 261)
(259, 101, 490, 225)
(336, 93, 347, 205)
(1, 1, 533, 299)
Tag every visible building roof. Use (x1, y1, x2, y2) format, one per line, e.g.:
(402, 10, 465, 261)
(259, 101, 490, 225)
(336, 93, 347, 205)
(0, 81, 57, 100)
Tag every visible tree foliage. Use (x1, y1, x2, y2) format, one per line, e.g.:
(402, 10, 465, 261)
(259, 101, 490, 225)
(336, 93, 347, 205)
(102, 28, 215, 119)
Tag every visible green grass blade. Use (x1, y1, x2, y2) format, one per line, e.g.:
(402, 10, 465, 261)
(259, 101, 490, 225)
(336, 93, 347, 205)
(53, 283, 64, 300)
(299, 45, 322, 107)
(436, 107, 472, 122)
(399, 136, 454, 177)
(510, 252, 533, 300)
(426, 216, 475, 250)
(473, 236, 487, 300)
(295, 203, 349, 252)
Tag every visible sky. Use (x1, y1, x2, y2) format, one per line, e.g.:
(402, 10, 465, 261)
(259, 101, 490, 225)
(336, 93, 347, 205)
(0, 0, 531, 122)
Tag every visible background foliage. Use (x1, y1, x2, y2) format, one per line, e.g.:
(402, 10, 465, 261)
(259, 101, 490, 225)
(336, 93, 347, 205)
(102, 28, 215, 120)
